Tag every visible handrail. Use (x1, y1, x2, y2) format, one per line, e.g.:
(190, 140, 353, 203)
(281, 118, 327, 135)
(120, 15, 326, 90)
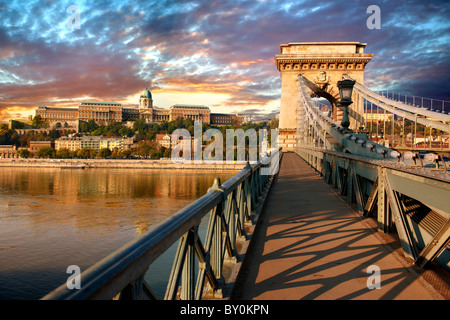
(41, 149, 280, 300)
(343, 74, 450, 133)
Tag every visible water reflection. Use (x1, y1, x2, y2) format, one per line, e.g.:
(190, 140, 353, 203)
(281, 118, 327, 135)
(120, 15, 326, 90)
(0, 167, 236, 300)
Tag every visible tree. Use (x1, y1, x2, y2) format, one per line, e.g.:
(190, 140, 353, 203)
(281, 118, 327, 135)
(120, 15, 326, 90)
(79, 120, 99, 133)
(183, 117, 193, 129)
(163, 148, 172, 158)
(49, 129, 61, 140)
(97, 148, 112, 158)
(35, 146, 55, 158)
(119, 126, 134, 137)
(79, 121, 89, 133)
(168, 123, 177, 134)
(55, 148, 72, 159)
(159, 121, 168, 131)
(77, 147, 96, 159)
(138, 142, 152, 158)
(17, 149, 30, 158)
(133, 117, 148, 133)
(87, 119, 99, 132)
(32, 115, 45, 128)
(122, 149, 132, 159)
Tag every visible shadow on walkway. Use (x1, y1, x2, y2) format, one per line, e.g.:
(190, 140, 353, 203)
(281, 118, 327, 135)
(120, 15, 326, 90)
(231, 152, 444, 300)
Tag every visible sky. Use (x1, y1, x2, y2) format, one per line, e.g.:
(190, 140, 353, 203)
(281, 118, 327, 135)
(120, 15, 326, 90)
(0, 0, 449, 121)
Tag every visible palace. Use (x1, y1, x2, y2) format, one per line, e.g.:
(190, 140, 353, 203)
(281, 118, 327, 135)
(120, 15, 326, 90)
(34, 89, 229, 128)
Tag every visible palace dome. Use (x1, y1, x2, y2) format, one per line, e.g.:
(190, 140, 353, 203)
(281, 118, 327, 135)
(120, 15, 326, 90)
(140, 88, 152, 99)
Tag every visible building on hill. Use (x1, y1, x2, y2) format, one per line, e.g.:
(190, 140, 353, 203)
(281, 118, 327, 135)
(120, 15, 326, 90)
(155, 134, 177, 149)
(210, 113, 244, 126)
(35, 89, 214, 128)
(29, 141, 54, 153)
(0, 145, 17, 158)
(55, 136, 132, 152)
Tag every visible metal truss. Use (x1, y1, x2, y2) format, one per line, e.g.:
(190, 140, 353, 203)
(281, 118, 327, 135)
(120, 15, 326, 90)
(296, 146, 450, 269)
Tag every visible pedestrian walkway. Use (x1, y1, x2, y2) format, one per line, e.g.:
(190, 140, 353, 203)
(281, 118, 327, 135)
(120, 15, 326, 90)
(232, 152, 443, 300)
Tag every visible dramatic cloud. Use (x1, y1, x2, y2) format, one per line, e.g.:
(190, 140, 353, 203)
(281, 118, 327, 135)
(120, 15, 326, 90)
(0, 0, 449, 121)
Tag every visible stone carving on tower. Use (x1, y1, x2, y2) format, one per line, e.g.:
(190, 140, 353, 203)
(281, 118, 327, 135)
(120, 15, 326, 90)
(313, 71, 331, 90)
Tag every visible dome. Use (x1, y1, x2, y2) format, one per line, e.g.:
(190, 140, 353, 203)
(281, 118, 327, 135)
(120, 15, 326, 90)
(140, 88, 152, 99)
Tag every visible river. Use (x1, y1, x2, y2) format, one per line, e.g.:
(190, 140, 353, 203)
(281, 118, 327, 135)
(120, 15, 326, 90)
(0, 167, 237, 300)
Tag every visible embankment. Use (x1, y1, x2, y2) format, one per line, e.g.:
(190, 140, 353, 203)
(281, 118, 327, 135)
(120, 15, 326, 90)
(0, 158, 246, 170)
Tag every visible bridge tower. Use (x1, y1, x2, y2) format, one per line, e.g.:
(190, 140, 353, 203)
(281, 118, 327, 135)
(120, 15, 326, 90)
(275, 42, 373, 151)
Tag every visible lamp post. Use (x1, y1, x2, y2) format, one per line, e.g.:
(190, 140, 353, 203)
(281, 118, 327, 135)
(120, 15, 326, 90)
(337, 79, 355, 132)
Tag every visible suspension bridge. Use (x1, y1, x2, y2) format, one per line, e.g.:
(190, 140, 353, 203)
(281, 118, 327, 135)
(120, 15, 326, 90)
(41, 42, 449, 300)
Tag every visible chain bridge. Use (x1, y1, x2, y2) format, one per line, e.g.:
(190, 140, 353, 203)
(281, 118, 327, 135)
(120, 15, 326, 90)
(42, 42, 449, 301)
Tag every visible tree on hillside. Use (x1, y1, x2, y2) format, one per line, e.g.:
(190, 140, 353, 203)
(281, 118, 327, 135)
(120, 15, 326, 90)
(133, 117, 148, 133)
(77, 147, 96, 159)
(97, 148, 112, 158)
(17, 149, 30, 158)
(35, 146, 55, 158)
(32, 115, 45, 128)
(55, 148, 74, 159)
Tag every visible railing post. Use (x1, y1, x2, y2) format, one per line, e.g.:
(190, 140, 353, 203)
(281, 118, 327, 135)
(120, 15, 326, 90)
(347, 161, 354, 203)
(377, 166, 390, 233)
(165, 230, 190, 300)
(181, 226, 197, 300)
(207, 177, 225, 297)
(212, 210, 223, 291)
(245, 162, 255, 219)
(236, 183, 246, 238)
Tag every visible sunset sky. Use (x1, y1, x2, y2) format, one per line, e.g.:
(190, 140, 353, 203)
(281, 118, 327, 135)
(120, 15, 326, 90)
(0, 0, 449, 121)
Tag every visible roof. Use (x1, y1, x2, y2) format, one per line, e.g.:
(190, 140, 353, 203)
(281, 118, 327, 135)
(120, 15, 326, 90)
(140, 88, 152, 99)
(156, 134, 173, 139)
(80, 101, 122, 106)
(170, 104, 210, 110)
(281, 42, 367, 46)
(211, 113, 232, 117)
(36, 106, 78, 111)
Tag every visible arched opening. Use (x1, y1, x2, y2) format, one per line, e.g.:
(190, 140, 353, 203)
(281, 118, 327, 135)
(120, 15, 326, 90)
(302, 76, 342, 122)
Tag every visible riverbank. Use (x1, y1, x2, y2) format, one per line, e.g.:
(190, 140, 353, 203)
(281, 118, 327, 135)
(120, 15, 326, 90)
(0, 158, 246, 170)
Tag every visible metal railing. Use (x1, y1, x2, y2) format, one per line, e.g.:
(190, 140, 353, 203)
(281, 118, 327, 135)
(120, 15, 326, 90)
(295, 146, 450, 271)
(41, 150, 280, 300)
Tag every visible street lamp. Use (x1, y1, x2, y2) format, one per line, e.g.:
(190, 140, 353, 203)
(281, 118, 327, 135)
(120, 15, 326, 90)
(337, 79, 356, 131)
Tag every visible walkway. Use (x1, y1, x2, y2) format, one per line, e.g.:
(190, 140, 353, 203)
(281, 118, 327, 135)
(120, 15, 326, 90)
(232, 152, 444, 300)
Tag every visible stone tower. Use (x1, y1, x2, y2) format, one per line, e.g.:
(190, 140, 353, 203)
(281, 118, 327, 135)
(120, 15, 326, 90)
(275, 42, 373, 151)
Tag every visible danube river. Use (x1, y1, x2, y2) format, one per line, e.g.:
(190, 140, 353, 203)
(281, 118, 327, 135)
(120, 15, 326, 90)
(0, 167, 237, 300)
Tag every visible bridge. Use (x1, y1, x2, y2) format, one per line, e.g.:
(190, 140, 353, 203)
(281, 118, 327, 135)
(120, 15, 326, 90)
(41, 42, 449, 300)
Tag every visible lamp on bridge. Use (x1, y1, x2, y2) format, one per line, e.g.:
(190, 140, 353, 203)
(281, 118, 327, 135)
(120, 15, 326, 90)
(337, 79, 356, 131)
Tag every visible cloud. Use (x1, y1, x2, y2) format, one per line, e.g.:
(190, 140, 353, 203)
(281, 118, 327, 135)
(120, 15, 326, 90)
(0, 0, 449, 121)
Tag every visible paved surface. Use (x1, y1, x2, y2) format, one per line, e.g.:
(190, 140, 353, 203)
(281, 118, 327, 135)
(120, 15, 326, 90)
(232, 152, 444, 300)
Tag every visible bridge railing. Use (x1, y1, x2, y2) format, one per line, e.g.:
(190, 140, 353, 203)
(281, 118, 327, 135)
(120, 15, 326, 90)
(341, 74, 450, 154)
(295, 145, 450, 271)
(296, 74, 394, 159)
(41, 150, 280, 300)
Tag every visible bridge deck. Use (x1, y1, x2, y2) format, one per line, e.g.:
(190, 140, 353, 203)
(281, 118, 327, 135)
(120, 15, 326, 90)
(232, 152, 444, 300)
